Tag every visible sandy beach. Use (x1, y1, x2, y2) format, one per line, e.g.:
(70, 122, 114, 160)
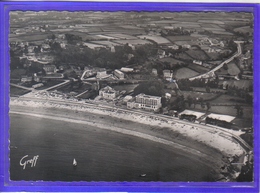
(9, 98, 246, 181)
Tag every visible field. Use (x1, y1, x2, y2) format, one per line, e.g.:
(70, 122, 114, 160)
(206, 53, 222, 60)
(113, 39, 151, 45)
(90, 41, 120, 47)
(181, 91, 218, 101)
(55, 82, 91, 95)
(234, 26, 252, 34)
(227, 62, 241, 76)
(202, 27, 227, 32)
(159, 57, 184, 66)
(197, 20, 225, 25)
(166, 36, 197, 42)
(210, 94, 247, 105)
(187, 64, 209, 74)
(185, 49, 209, 60)
(174, 68, 199, 79)
(112, 84, 138, 93)
(174, 53, 193, 61)
(138, 35, 170, 44)
(10, 86, 30, 97)
(9, 33, 51, 42)
(105, 33, 137, 40)
(171, 23, 201, 28)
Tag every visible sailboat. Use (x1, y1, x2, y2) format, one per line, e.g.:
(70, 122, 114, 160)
(73, 158, 77, 167)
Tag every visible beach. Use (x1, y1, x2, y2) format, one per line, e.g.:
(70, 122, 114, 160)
(9, 98, 245, 181)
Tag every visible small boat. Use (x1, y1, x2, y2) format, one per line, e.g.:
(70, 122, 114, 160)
(73, 158, 77, 167)
(139, 174, 146, 177)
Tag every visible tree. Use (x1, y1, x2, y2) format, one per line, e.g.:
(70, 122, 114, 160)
(223, 63, 228, 70)
(206, 86, 211, 93)
(235, 105, 244, 118)
(206, 102, 211, 111)
(133, 80, 165, 97)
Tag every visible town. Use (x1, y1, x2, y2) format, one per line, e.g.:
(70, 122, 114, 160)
(9, 11, 253, 182)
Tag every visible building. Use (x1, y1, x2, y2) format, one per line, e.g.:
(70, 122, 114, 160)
(99, 86, 119, 100)
(158, 49, 166, 58)
(43, 65, 57, 74)
(168, 44, 179, 50)
(114, 69, 124, 79)
(127, 93, 162, 111)
(163, 70, 173, 81)
(21, 75, 32, 83)
(193, 60, 202, 65)
(120, 67, 134, 73)
(152, 68, 158, 76)
(96, 69, 107, 79)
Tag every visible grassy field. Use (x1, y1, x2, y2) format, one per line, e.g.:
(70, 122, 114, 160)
(210, 94, 247, 105)
(159, 57, 184, 66)
(112, 84, 138, 92)
(187, 64, 209, 73)
(181, 90, 218, 100)
(55, 82, 91, 95)
(138, 35, 170, 44)
(185, 49, 209, 61)
(227, 62, 241, 76)
(166, 36, 197, 42)
(10, 86, 30, 97)
(174, 67, 199, 79)
(113, 39, 151, 45)
(234, 26, 252, 34)
(174, 53, 193, 61)
(9, 32, 52, 42)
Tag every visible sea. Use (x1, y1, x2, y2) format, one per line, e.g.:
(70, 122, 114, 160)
(9, 113, 217, 182)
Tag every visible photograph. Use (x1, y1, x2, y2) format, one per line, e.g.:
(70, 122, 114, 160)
(8, 10, 254, 183)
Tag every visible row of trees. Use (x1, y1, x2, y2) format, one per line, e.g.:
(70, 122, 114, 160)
(52, 39, 158, 70)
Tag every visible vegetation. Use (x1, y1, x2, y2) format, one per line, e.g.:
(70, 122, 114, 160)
(133, 80, 165, 97)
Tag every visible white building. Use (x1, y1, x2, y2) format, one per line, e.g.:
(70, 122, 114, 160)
(96, 69, 107, 79)
(163, 70, 173, 81)
(152, 68, 158, 76)
(127, 93, 162, 111)
(99, 86, 118, 100)
(120, 67, 134, 73)
(114, 69, 124, 79)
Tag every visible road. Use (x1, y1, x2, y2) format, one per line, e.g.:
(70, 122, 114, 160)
(10, 83, 34, 91)
(189, 41, 243, 81)
(10, 96, 252, 153)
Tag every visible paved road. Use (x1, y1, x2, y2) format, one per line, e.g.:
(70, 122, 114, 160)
(189, 42, 243, 81)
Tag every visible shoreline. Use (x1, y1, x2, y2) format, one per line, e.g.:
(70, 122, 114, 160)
(9, 98, 245, 181)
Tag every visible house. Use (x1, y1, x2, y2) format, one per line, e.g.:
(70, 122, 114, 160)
(43, 64, 57, 74)
(123, 95, 133, 103)
(99, 86, 119, 100)
(127, 93, 162, 111)
(27, 46, 35, 53)
(41, 43, 51, 51)
(96, 69, 107, 79)
(193, 60, 202, 65)
(114, 69, 124, 79)
(152, 68, 158, 76)
(182, 44, 191, 49)
(163, 70, 173, 81)
(120, 67, 134, 73)
(158, 49, 166, 58)
(21, 75, 32, 83)
(168, 44, 179, 50)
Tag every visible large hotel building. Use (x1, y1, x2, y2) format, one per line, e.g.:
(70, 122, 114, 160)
(127, 93, 162, 111)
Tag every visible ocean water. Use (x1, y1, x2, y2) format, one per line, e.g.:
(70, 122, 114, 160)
(10, 113, 217, 182)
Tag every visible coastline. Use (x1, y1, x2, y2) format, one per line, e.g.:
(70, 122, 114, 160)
(9, 98, 245, 181)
